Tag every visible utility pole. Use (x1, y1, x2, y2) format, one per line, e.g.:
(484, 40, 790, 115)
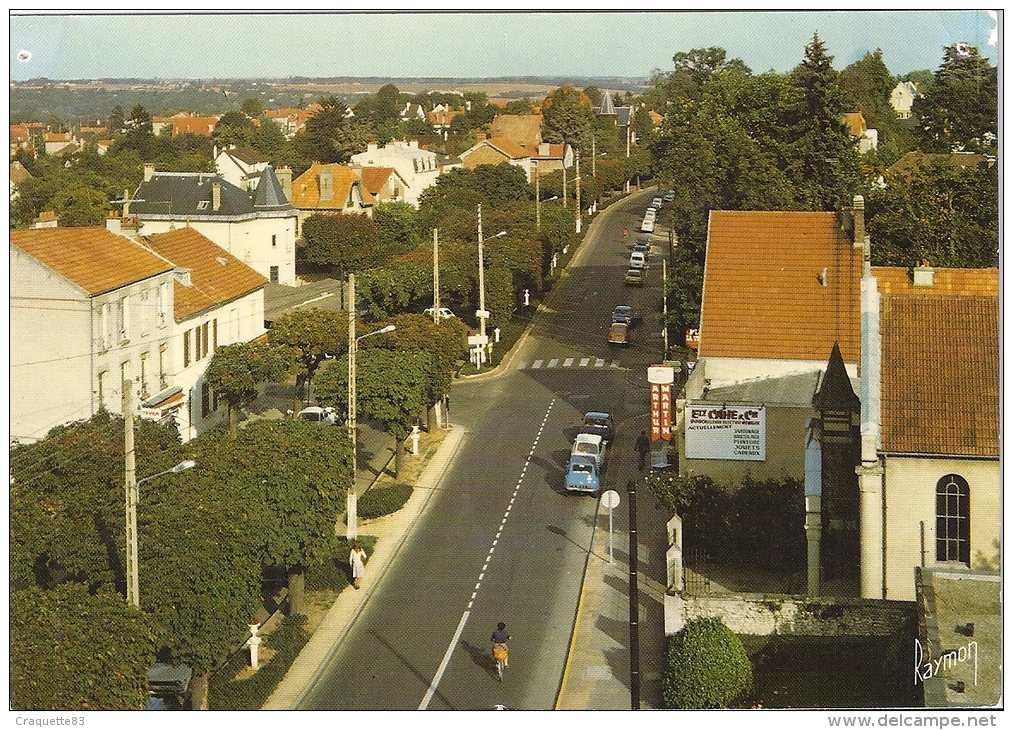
(477, 205, 488, 361)
(124, 383, 139, 607)
(535, 163, 541, 231)
(575, 149, 581, 234)
(432, 228, 440, 323)
(628, 478, 640, 709)
(662, 259, 669, 359)
(346, 273, 357, 540)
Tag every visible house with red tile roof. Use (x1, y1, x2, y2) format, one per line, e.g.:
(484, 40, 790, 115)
(530, 142, 574, 182)
(428, 107, 465, 140)
(290, 163, 372, 231)
(263, 104, 322, 138)
(359, 166, 409, 205)
(460, 136, 533, 180)
(142, 227, 268, 439)
(842, 111, 877, 153)
(10, 226, 177, 442)
(10, 160, 33, 200)
(489, 114, 543, 150)
(858, 263, 999, 601)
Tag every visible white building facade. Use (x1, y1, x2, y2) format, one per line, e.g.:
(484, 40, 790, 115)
(349, 140, 440, 208)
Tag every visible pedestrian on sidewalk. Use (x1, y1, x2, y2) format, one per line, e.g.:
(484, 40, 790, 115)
(443, 394, 451, 428)
(636, 430, 651, 470)
(349, 540, 368, 589)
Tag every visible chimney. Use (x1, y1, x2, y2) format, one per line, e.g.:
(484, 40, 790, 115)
(319, 169, 333, 203)
(367, 142, 378, 153)
(276, 166, 292, 202)
(852, 195, 865, 247)
(539, 142, 550, 156)
(122, 187, 131, 217)
(409, 139, 419, 148)
(212, 181, 221, 211)
(913, 260, 935, 287)
(33, 210, 59, 229)
(143, 163, 155, 181)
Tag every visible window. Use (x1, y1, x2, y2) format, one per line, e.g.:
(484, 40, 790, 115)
(183, 329, 191, 367)
(101, 302, 111, 350)
(139, 290, 151, 336)
(936, 474, 970, 565)
(201, 322, 209, 358)
(156, 283, 167, 327)
(158, 344, 167, 388)
(197, 200, 210, 210)
(212, 319, 218, 351)
(270, 266, 279, 284)
(116, 296, 129, 341)
(97, 370, 107, 410)
(201, 382, 210, 418)
(140, 352, 148, 398)
(271, 234, 277, 247)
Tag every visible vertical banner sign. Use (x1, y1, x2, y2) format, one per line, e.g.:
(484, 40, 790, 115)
(647, 365, 674, 441)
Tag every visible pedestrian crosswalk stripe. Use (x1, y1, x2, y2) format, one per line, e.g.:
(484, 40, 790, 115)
(611, 360, 620, 368)
(548, 358, 559, 368)
(563, 357, 574, 367)
(579, 358, 590, 367)
(532, 359, 543, 369)
(595, 358, 605, 367)
(516, 357, 625, 371)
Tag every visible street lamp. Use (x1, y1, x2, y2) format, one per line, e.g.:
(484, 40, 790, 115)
(346, 317, 396, 540)
(123, 383, 196, 609)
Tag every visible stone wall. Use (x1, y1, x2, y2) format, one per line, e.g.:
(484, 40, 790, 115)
(665, 592, 915, 636)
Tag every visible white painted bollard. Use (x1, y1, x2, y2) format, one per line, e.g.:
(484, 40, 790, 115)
(410, 426, 420, 456)
(247, 623, 262, 670)
(524, 289, 530, 306)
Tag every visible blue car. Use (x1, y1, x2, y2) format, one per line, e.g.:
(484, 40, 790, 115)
(565, 455, 600, 494)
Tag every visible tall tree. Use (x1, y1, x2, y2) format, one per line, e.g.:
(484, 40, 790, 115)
(212, 110, 255, 148)
(204, 341, 292, 437)
(269, 308, 349, 413)
(107, 104, 125, 134)
(240, 97, 263, 118)
(540, 85, 597, 151)
(783, 33, 862, 211)
(913, 44, 997, 154)
(301, 212, 381, 276)
(296, 96, 372, 164)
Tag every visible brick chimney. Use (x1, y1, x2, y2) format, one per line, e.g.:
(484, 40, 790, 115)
(212, 181, 221, 211)
(33, 210, 59, 228)
(143, 163, 155, 181)
(538, 142, 550, 156)
(276, 166, 292, 202)
(319, 169, 333, 203)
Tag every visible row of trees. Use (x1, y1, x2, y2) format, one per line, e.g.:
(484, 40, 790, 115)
(12, 308, 468, 710)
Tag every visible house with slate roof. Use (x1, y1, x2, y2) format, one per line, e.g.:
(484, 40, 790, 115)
(597, 90, 638, 149)
(11, 226, 177, 442)
(110, 163, 297, 285)
(142, 227, 268, 440)
(349, 139, 440, 208)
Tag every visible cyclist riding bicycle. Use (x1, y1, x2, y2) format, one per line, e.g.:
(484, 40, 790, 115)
(491, 622, 510, 670)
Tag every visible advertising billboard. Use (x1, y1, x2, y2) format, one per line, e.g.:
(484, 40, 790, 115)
(685, 403, 766, 461)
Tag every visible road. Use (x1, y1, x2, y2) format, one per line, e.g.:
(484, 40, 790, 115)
(297, 188, 668, 710)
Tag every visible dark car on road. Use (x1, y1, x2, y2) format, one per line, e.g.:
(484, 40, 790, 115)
(611, 305, 637, 326)
(580, 411, 614, 443)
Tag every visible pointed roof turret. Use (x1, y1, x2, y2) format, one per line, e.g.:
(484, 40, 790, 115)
(598, 89, 616, 115)
(253, 165, 293, 210)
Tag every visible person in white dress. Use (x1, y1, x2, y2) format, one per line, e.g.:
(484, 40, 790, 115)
(349, 541, 368, 589)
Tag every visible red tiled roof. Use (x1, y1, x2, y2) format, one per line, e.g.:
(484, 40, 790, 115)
(489, 114, 543, 148)
(880, 295, 998, 456)
(290, 163, 361, 210)
(11, 226, 173, 296)
(10, 161, 33, 184)
(699, 210, 862, 364)
(144, 228, 267, 320)
(360, 166, 399, 199)
(842, 112, 867, 136)
(872, 266, 999, 298)
(172, 116, 218, 136)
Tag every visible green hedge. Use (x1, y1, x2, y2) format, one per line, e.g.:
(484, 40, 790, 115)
(663, 616, 753, 709)
(208, 615, 310, 710)
(306, 535, 378, 591)
(357, 483, 413, 520)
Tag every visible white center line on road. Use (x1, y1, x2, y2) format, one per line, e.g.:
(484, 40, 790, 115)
(418, 398, 556, 710)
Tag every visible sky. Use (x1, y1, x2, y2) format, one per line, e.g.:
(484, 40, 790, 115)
(8, 10, 1000, 83)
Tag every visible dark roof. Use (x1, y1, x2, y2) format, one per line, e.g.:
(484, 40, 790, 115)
(225, 145, 269, 166)
(813, 342, 859, 412)
(252, 165, 292, 209)
(616, 107, 633, 127)
(132, 172, 255, 219)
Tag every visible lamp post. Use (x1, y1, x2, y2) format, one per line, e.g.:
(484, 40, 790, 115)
(476, 204, 505, 368)
(123, 382, 196, 607)
(345, 308, 396, 540)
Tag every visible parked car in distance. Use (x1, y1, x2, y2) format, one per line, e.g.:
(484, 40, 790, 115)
(652, 197, 664, 208)
(624, 268, 644, 286)
(572, 432, 607, 467)
(423, 307, 456, 320)
(608, 321, 630, 346)
(632, 241, 649, 255)
(643, 207, 657, 219)
(664, 189, 675, 202)
(565, 454, 600, 494)
(629, 251, 646, 269)
(612, 305, 636, 325)
(580, 411, 614, 443)
(296, 406, 339, 425)
(640, 217, 656, 233)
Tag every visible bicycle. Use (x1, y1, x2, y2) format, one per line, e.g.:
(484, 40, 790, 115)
(492, 642, 509, 682)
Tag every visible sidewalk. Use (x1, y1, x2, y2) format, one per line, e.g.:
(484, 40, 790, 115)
(262, 422, 466, 709)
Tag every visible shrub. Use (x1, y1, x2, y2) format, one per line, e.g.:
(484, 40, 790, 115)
(663, 616, 753, 709)
(357, 483, 413, 519)
(306, 536, 378, 591)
